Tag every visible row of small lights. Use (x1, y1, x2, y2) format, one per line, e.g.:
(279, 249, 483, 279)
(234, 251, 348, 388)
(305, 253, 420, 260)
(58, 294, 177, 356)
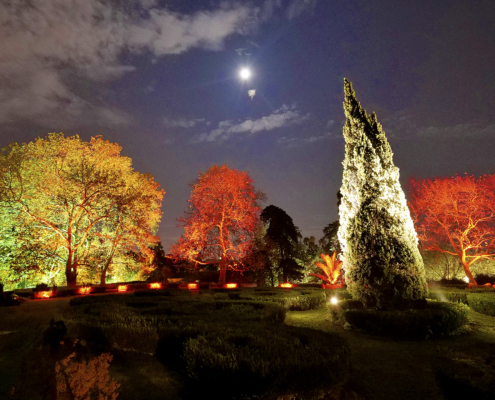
(33, 282, 243, 298)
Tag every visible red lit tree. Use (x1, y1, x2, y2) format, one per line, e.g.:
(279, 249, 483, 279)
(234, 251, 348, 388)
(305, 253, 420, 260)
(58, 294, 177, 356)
(409, 174, 495, 285)
(171, 165, 262, 285)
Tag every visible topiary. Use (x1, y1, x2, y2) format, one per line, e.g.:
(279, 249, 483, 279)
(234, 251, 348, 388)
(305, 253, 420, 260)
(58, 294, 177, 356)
(337, 79, 427, 309)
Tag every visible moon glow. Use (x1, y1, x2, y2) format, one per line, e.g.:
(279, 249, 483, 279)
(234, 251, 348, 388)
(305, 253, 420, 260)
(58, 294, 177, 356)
(239, 68, 251, 80)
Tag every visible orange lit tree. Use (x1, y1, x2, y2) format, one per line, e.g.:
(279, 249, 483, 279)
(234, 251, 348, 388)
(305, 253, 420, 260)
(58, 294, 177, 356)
(0, 133, 164, 287)
(171, 165, 262, 285)
(409, 174, 495, 285)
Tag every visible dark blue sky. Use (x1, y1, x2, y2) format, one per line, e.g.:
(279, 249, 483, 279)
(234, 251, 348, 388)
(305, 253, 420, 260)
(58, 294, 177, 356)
(1, 0, 495, 251)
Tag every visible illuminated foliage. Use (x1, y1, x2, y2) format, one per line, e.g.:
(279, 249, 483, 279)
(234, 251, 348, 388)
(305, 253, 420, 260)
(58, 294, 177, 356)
(409, 174, 495, 285)
(337, 79, 426, 309)
(171, 164, 262, 285)
(55, 352, 119, 400)
(0, 133, 164, 287)
(309, 252, 343, 285)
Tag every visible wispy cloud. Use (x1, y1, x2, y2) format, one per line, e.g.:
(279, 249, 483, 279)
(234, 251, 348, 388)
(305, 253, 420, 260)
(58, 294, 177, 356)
(192, 104, 310, 143)
(163, 117, 206, 129)
(286, 0, 318, 20)
(381, 113, 495, 140)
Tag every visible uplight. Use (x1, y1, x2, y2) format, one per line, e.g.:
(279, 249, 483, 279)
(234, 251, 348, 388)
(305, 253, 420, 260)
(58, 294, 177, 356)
(330, 297, 338, 305)
(35, 290, 54, 299)
(118, 285, 128, 292)
(78, 287, 92, 295)
(223, 283, 238, 289)
(187, 283, 199, 290)
(463, 277, 470, 283)
(280, 283, 293, 288)
(149, 283, 162, 289)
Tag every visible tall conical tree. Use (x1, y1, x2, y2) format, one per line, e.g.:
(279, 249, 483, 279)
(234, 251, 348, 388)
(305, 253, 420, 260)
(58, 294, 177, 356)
(337, 79, 427, 309)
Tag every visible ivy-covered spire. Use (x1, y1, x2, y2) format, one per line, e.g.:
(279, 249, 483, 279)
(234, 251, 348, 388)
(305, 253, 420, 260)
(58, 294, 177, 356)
(338, 79, 426, 309)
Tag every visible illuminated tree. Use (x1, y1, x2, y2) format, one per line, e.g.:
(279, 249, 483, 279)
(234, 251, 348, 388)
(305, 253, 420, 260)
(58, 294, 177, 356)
(409, 174, 495, 285)
(171, 164, 262, 285)
(0, 133, 164, 287)
(337, 79, 426, 309)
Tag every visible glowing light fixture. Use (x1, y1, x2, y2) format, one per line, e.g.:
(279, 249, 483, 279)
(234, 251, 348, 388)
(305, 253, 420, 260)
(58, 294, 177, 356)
(464, 277, 470, 283)
(239, 67, 251, 80)
(188, 283, 199, 290)
(149, 283, 162, 289)
(79, 287, 92, 295)
(223, 283, 238, 289)
(330, 297, 338, 305)
(280, 283, 293, 288)
(118, 285, 128, 292)
(35, 290, 54, 299)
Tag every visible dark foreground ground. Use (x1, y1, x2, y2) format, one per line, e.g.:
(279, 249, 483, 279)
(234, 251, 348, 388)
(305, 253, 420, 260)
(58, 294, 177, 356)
(1, 296, 494, 399)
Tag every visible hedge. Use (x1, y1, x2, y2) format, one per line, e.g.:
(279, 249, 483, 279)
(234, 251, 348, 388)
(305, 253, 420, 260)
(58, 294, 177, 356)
(466, 293, 495, 316)
(330, 300, 469, 339)
(182, 324, 350, 399)
(67, 294, 350, 399)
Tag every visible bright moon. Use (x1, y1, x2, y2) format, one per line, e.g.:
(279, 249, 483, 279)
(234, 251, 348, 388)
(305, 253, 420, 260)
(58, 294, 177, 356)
(239, 68, 251, 80)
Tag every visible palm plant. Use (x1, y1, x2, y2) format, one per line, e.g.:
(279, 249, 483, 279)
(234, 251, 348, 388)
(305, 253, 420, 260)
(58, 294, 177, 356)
(309, 252, 343, 284)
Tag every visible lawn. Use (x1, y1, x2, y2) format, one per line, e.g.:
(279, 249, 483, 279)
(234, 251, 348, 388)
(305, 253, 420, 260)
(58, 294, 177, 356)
(1, 287, 494, 399)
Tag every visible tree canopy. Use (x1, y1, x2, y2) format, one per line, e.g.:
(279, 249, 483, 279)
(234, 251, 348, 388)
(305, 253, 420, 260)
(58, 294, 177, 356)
(409, 174, 495, 285)
(0, 133, 164, 288)
(171, 164, 262, 285)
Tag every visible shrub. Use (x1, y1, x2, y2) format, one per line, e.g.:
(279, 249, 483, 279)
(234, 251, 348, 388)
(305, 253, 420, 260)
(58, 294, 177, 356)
(331, 300, 469, 339)
(467, 293, 495, 316)
(182, 324, 350, 399)
(34, 283, 50, 292)
(427, 289, 469, 304)
(55, 352, 120, 400)
(247, 289, 327, 311)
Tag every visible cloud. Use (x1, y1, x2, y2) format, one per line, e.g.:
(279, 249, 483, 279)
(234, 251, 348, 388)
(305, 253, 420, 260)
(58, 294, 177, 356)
(193, 104, 310, 143)
(417, 123, 495, 139)
(380, 113, 495, 140)
(0, 0, 319, 130)
(286, 0, 318, 20)
(163, 117, 206, 128)
(277, 132, 331, 147)
(0, 0, 256, 128)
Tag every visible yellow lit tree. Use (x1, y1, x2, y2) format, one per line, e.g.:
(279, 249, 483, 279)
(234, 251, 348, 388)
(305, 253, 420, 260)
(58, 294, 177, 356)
(0, 133, 164, 287)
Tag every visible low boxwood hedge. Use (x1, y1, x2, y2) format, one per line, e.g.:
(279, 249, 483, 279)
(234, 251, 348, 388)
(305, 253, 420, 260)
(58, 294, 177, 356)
(330, 300, 469, 339)
(242, 288, 327, 311)
(182, 324, 350, 399)
(68, 294, 350, 399)
(466, 293, 495, 316)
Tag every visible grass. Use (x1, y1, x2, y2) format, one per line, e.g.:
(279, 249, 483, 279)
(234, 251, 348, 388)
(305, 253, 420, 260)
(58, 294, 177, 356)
(1, 287, 495, 399)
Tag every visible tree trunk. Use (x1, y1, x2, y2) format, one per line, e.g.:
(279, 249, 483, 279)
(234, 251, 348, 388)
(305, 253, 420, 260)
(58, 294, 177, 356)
(462, 262, 477, 285)
(100, 271, 107, 285)
(218, 258, 227, 285)
(65, 266, 78, 288)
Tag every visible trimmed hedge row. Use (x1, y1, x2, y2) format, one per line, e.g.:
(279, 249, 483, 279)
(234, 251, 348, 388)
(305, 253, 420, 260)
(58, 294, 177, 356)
(182, 324, 350, 399)
(240, 288, 328, 311)
(467, 293, 495, 316)
(330, 300, 469, 339)
(427, 287, 495, 316)
(68, 294, 350, 399)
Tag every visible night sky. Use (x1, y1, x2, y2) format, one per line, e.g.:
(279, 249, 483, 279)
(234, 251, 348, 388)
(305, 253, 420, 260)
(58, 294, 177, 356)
(1, 0, 495, 252)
